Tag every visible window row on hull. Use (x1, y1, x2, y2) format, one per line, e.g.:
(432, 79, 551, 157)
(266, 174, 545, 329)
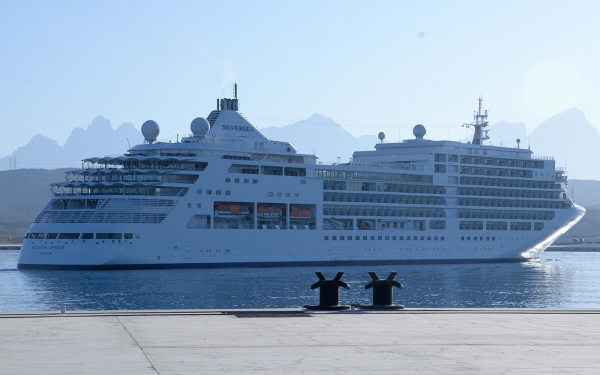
(323, 205, 445, 218)
(323, 180, 444, 194)
(323, 193, 446, 205)
(458, 209, 555, 220)
(458, 187, 564, 199)
(460, 177, 560, 189)
(316, 169, 433, 183)
(458, 198, 570, 209)
(460, 221, 544, 231)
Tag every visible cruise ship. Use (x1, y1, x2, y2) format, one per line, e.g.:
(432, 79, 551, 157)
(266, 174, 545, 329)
(18, 87, 585, 269)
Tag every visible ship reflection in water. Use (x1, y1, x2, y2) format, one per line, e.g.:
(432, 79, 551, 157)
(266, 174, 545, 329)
(1, 251, 599, 311)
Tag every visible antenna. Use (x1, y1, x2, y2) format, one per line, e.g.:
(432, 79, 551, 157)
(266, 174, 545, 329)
(127, 138, 131, 149)
(463, 96, 489, 145)
(234, 83, 237, 99)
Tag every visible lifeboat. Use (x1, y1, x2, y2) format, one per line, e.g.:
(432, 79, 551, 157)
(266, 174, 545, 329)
(290, 207, 312, 219)
(257, 206, 283, 220)
(214, 204, 250, 219)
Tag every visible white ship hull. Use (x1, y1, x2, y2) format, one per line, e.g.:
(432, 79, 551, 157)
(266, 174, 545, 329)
(17, 92, 586, 269)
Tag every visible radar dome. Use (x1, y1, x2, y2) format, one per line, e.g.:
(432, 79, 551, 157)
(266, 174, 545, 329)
(190, 117, 210, 137)
(413, 124, 426, 139)
(378, 132, 385, 142)
(141, 120, 160, 143)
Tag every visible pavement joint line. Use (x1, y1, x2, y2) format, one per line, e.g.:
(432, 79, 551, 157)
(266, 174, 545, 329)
(115, 315, 161, 375)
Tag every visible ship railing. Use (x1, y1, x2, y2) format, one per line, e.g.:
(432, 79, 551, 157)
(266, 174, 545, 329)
(531, 155, 555, 161)
(320, 160, 423, 171)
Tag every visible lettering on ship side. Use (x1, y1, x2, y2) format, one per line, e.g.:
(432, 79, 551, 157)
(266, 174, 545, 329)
(222, 124, 254, 132)
(32, 245, 65, 251)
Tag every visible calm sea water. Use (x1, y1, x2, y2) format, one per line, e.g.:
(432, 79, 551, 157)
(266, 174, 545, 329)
(1, 250, 599, 312)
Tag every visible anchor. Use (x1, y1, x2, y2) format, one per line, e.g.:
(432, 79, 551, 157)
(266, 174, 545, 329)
(304, 272, 351, 311)
(359, 272, 405, 310)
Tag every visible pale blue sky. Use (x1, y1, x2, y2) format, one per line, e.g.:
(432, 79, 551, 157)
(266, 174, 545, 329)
(1, 0, 599, 154)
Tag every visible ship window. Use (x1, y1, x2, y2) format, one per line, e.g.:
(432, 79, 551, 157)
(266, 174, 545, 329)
(253, 179, 258, 184)
(96, 233, 122, 240)
(235, 178, 240, 183)
(225, 190, 230, 195)
(427, 236, 431, 240)
(301, 180, 307, 184)
(324, 236, 329, 240)
(348, 236, 352, 240)
(371, 236, 375, 240)
(434, 236, 438, 240)
(467, 237, 471, 240)
(392, 236, 396, 240)
(355, 236, 360, 240)
(399, 236, 404, 240)
(332, 236, 337, 240)
(196, 189, 202, 194)
(277, 192, 282, 197)
(486, 237, 489, 241)
(385, 236, 389, 240)
(420, 236, 424, 240)
(124, 233, 133, 239)
(340, 236, 344, 240)
(58, 233, 79, 239)
(492, 237, 495, 241)
(206, 190, 212, 195)
(378, 236, 382, 240)
(294, 193, 299, 198)
(407, 236, 410, 241)
(244, 179, 249, 183)
(268, 192, 273, 197)
(480, 237, 483, 241)
(461, 236, 464, 240)
(225, 178, 231, 183)
(216, 190, 221, 195)
(474, 237, 477, 241)
(363, 236, 367, 240)
(441, 236, 444, 240)
(46, 233, 58, 239)
(197, 203, 201, 208)
(81, 233, 93, 239)
(286, 193, 290, 197)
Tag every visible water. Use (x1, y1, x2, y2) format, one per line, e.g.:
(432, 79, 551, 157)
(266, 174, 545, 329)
(1, 250, 600, 312)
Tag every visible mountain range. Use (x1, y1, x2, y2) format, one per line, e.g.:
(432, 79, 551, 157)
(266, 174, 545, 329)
(2, 108, 600, 181)
(0, 116, 143, 170)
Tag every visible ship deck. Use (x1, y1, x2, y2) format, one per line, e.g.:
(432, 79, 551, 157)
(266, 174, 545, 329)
(1, 308, 599, 374)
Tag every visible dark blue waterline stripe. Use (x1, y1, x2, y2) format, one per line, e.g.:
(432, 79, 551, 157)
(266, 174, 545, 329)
(17, 258, 527, 270)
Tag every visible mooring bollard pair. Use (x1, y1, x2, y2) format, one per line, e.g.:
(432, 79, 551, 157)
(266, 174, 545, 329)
(304, 272, 405, 311)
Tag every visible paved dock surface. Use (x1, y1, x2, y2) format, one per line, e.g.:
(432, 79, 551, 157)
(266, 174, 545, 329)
(1, 308, 599, 374)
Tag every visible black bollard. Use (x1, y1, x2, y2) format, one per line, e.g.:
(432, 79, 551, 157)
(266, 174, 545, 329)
(359, 272, 405, 310)
(304, 272, 351, 311)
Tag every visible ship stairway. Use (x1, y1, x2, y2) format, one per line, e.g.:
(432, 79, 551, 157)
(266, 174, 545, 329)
(206, 110, 221, 127)
(253, 154, 268, 161)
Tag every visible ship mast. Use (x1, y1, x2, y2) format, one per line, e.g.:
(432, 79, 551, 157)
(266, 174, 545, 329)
(463, 96, 489, 145)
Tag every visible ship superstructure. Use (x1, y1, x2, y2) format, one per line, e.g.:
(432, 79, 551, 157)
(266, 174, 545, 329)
(18, 88, 585, 269)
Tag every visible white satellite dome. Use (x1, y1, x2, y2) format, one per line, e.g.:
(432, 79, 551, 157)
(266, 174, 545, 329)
(190, 117, 210, 138)
(413, 124, 426, 139)
(141, 120, 160, 143)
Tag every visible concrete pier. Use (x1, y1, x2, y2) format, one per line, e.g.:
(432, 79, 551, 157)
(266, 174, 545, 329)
(1, 308, 599, 374)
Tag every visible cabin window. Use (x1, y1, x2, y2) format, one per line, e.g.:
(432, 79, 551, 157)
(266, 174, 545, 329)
(96, 233, 122, 239)
(81, 233, 93, 239)
(46, 233, 58, 239)
(124, 233, 133, 239)
(58, 233, 79, 239)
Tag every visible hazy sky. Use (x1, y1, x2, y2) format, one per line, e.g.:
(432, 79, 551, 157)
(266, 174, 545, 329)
(1, 0, 599, 155)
